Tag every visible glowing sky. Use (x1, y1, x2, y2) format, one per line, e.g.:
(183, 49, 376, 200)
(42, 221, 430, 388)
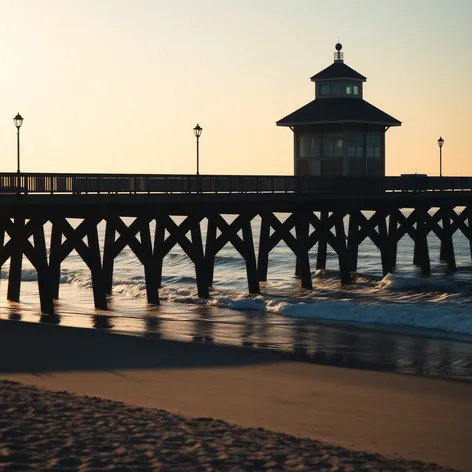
(1, 0, 471, 176)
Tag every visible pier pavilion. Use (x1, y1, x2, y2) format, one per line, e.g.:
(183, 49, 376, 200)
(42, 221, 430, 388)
(277, 44, 401, 177)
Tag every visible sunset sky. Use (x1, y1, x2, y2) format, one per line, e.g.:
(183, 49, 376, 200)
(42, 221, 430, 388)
(1, 0, 471, 176)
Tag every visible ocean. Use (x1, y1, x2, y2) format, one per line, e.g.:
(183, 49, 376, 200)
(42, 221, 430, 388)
(1, 213, 471, 381)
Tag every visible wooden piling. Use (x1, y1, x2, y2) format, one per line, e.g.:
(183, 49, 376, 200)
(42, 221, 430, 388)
(347, 211, 360, 272)
(378, 215, 391, 276)
(205, 215, 217, 287)
(191, 217, 210, 299)
(140, 219, 160, 304)
(335, 215, 352, 285)
(316, 210, 328, 270)
(49, 221, 62, 299)
(295, 212, 312, 290)
(86, 220, 108, 310)
(33, 221, 55, 315)
(257, 213, 270, 282)
(415, 209, 431, 276)
(242, 217, 260, 294)
(388, 211, 398, 272)
(7, 217, 24, 302)
(153, 218, 165, 289)
(440, 211, 456, 272)
(103, 219, 115, 295)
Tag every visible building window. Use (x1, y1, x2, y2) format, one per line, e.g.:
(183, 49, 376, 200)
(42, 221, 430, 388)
(366, 134, 382, 158)
(331, 83, 341, 95)
(320, 84, 330, 96)
(322, 135, 343, 157)
(348, 134, 364, 158)
(346, 85, 352, 95)
(353, 85, 359, 95)
(299, 134, 321, 158)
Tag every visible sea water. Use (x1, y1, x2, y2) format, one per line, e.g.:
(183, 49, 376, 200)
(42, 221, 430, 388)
(1, 214, 471, 381)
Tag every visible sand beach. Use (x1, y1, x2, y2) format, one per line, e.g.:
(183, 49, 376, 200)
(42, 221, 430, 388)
(1, 319, 471, 471)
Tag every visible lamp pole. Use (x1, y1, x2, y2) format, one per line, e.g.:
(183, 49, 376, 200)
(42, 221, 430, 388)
(14, 113, 24, 192)
(193, 123, 202, 176)
(438, 136, 444, 177)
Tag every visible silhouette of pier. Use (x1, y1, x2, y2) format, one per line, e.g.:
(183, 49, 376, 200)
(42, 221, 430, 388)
(1, 173, 471, 315)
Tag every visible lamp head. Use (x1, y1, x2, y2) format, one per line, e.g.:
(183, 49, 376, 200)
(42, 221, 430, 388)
(193, 123, 202, 138)
(14, 113, 23, 129)
(438, 136, 444, 148)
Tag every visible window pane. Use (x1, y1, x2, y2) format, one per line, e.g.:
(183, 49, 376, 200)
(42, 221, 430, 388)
(346, 85, 352, 95)
(321, 84, 330, 96)
(349, 134, 363, 158)
(299, 134, 320, 158)
(323, 135, 343, 158)
(334, 139, 343, 157)
(353, 85, 359, 95)
(366, 134, 382, 158)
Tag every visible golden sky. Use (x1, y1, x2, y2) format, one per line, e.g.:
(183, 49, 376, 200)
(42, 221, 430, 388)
(1, 0, 471, 176)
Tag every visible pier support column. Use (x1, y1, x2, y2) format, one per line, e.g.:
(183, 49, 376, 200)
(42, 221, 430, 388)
(335, 215, 352, 285)
(153, 218, 165, 289)
(257, 213, 270, 282)
(205, 216, 217, 287)
(191, 218, 209, 299)
(378, 215, 392, 276)
(0, 219, 5, 277)
(103, 219, 115, 295)
(316, 210, 328, 270)
(33, 221, 55, 315)
(295, 212, 312, 290)
(49, 221, 62, 299)
(7, 217, 25, 302)
(347, 211, 360, 272)
(87, 221, 107, 310)
(387, 211, 398, 273)
(440, 212, 456, 273)
(140, 219, 160, 305)
(414, 209, 431, 276)
(242, 217, 260, 295)
(468, 205, 472, 263)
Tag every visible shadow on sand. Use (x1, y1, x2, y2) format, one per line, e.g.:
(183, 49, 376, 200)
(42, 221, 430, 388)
(0, 318, 281, 374)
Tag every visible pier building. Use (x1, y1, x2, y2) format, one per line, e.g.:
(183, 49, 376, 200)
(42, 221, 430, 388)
(277, 44, 401, 177)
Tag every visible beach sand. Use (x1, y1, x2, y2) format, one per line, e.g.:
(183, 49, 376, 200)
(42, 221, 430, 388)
(1, 319, 471, 471)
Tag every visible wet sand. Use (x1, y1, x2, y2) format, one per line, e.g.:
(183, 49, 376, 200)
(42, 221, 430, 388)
(1, 319, 471, 471)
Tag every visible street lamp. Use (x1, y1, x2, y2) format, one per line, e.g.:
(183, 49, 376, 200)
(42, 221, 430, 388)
(193, 123, 202, 176)
(14, 113, 24, 190)
(438, 136, 444, 177)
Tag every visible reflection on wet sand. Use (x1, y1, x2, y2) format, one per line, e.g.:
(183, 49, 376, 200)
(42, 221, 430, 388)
(12, 304, 471, 382)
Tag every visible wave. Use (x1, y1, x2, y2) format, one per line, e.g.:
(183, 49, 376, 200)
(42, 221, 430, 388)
(3, 267, 472, 338)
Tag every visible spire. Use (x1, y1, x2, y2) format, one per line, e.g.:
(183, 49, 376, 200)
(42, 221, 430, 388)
(334, 42, 343, 63)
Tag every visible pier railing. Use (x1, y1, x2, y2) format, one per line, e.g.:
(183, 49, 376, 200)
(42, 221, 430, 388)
(1, 173, 472, 195)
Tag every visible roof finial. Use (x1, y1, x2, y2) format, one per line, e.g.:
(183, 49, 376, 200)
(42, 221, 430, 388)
(334, 41, 343, 63)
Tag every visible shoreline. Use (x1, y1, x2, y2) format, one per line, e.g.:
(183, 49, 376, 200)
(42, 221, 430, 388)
(4, 304, 472, 382)
(1, 319, 472, 470)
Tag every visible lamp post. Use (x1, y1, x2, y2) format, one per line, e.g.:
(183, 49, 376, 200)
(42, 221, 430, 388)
(193, 123, 202, 176)
(438, 136, 444, 177)
(14, 113, 24, 191)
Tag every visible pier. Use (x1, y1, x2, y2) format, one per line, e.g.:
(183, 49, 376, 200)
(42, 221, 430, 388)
(1, 172, 471, 315)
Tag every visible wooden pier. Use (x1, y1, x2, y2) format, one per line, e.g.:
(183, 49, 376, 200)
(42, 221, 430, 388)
(1, 173, 471, 315)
